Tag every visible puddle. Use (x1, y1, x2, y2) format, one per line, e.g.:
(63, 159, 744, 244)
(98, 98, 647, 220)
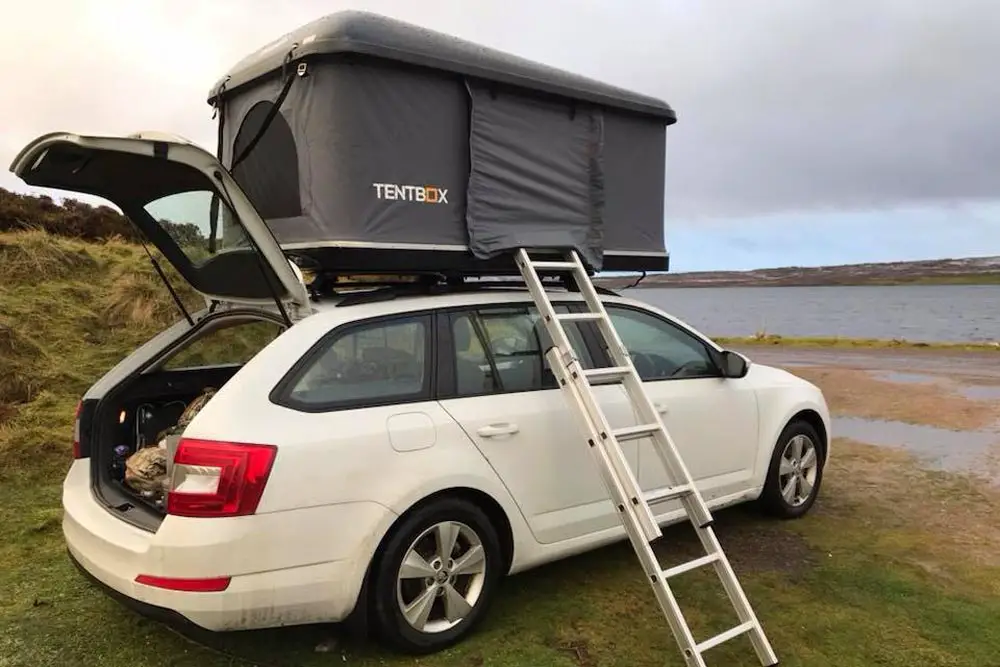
(869, 370, 943, 385)
(956, 384, 1000, 401)
(869, 370, 1000, 403)
(833, 416, 999, 479)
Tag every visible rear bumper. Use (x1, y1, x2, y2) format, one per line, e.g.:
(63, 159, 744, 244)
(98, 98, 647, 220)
(63, 460, 394, 631)
(68, 547, 197, 629)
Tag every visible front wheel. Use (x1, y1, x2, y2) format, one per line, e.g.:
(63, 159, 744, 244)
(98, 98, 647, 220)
(370, 497, 503, 654)
(760, 420, 825, 519)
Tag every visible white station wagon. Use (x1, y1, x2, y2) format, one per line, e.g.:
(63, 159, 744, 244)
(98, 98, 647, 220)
(12, 132, 831, 654)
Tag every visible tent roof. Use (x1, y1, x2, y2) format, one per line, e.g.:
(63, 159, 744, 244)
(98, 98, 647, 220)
(207, 10, 676, 122)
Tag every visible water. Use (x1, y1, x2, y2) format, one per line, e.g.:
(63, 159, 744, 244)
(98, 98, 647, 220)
(865, 370, 1000, 401)
(833, 416, 999, 479)
(624, 284, 1000, 342)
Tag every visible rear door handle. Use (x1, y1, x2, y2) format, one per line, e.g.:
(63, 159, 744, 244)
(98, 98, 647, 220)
(654, 402, 669, 415)
(477, 423, 520, 438)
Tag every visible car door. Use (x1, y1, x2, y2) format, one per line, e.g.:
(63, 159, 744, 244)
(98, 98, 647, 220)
(436, 301, 639, 545)
(599, 303, 760, 512)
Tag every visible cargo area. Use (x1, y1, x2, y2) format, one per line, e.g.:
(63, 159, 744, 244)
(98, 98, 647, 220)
(83, 313, 287, 531)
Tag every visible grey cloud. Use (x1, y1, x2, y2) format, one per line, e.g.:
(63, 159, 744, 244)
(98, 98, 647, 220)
(1, 0, 997, 220)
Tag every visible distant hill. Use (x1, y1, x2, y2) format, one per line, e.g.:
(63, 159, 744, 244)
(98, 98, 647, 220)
(597, 256, 1000, 289)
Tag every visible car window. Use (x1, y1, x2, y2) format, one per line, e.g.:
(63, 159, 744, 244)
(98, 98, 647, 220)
(451, 304, 594, 396)
(162, 319, 284, 370)
(605, 305, 719, 381)
(286, 315, 429, 408)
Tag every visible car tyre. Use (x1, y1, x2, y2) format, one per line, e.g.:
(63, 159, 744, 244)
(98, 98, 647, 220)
(371, 496, 503, 654)
(760, 419, 825, 519)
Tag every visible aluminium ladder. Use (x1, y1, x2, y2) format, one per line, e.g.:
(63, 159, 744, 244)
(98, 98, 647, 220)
(514, 248, 779, 667)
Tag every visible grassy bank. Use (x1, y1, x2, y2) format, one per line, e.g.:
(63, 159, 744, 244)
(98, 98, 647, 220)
(2, 229, 1000, 666)
(714, 333, 1000, 351)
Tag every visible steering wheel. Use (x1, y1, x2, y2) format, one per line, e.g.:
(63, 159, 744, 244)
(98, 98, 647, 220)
(669, 360, 707, 378)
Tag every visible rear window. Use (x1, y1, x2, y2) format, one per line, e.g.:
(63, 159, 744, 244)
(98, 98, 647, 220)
(143, 189, 251, 267)
(162, 319, 285, 370)
(276, 314, 432, 411)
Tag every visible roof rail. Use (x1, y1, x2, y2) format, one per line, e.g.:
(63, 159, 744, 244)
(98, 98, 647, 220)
(329, 275, 621, 308)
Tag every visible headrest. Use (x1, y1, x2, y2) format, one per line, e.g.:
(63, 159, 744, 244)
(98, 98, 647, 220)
(454, 315, 473, 350)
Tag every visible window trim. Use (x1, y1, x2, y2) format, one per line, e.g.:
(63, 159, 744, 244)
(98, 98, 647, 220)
(436, 301, 593, 399)
(269, 311, 436, 413)
(589, 302, 725, 382)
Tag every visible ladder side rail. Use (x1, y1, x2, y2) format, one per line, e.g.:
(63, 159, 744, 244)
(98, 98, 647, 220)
(518, 249, 779, 666)
(566, 253, 714, 528)
(515, 249, 661, 540)
(546, 352, 707, 667)
(545, 348, 663, 542)
(697, 527, 779, 664)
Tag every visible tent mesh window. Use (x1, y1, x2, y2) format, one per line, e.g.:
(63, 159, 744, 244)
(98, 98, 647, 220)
(231, 101, 302, 221)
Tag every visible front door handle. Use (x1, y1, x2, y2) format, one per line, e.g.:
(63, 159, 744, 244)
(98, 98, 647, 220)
(653, 402, 669, 415)
(477, 423, 520, 438)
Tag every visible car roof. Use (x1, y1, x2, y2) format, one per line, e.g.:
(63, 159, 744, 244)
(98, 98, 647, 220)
(307, 286, 654, 324)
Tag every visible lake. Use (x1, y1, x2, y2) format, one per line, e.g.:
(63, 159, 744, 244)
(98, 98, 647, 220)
(623, 284, 1000, 343)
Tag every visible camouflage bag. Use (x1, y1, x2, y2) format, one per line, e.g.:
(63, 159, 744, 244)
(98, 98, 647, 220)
(155, 387, 217, 441)
(127, 387, 218, 501)
(124, 445, 168, 496)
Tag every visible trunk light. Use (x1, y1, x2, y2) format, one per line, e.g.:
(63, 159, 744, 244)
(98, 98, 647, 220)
(135, 574, 231, 592)
(166, 439, 277, 518)
(72, 401, 83, 459)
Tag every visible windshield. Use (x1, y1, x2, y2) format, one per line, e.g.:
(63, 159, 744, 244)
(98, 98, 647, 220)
(143, 189, 251, 266)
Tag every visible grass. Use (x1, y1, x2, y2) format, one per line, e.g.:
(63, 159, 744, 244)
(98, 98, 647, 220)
(2, 229, 1000, 666)
(714, 332, 1000, 351)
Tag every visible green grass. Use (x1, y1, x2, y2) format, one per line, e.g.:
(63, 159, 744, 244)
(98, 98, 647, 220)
(4, 470, 1000, 667)
(2, 229, 1000, 666)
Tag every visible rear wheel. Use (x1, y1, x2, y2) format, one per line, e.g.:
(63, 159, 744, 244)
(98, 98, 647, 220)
(760, 420, 825, 519)
(371, 497, 503, 654)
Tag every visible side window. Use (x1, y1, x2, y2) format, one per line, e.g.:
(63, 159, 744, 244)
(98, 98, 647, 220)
(450, 304, 594, 397)
(163, 319, 285, 370)
(606, 306, 719, 381)
(284, 315, 429, 409)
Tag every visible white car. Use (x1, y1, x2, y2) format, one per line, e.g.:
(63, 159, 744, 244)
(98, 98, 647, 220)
(11, 132, 831, 655)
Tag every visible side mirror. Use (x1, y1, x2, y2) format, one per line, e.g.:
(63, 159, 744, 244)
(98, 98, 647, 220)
(719, 350, 749, 379)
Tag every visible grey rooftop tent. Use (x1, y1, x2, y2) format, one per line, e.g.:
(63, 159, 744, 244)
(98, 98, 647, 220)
(207, 10, 676, 276)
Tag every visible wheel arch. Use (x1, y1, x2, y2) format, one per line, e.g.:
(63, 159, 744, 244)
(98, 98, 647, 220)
(786, 408, 829, 461)
(353, 486, 516, 633)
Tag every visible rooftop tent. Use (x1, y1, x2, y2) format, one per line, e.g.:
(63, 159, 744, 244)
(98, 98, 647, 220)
(206, 10, 676, 276)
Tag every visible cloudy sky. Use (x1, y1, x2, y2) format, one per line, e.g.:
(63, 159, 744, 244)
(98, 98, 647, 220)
(2, 0, 998, 271)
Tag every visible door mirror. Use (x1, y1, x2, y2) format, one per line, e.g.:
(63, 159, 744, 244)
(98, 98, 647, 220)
(719, 350, 749, 379)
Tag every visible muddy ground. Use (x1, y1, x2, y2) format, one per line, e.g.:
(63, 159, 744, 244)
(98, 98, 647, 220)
(732, 345, 1000, 482)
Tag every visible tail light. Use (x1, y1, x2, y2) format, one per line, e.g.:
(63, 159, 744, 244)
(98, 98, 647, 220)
(166, 438, 277, 518)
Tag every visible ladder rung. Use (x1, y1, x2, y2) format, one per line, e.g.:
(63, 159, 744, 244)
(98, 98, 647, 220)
(530, 260, 576, 271)
(696, 621, 756, 655)
(644, 484, 692, 504)
(583, 366, 631, 384)
(660, 553, 719, 580)
(612, 423, 661, 442)
(556, 312, 603, 322)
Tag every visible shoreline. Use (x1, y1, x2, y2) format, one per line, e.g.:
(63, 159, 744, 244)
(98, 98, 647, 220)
(711, 334, 1000, 352)
(598, 274, 1000, 289)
